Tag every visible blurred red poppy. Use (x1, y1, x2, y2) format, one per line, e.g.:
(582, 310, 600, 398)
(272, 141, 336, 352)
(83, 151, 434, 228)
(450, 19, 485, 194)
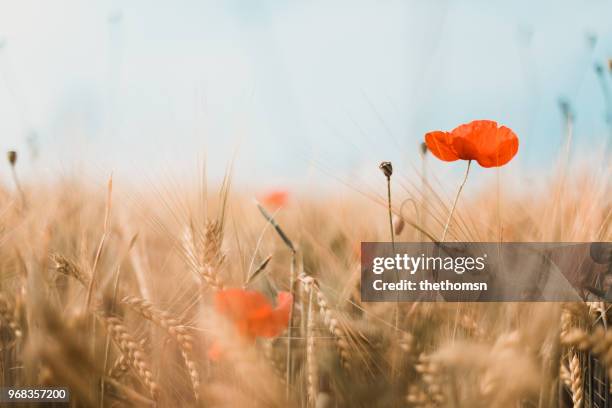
(425, 120, 518, 168)
(260, 189, 289, 210)
(215, 289, 292, 339)
(209, 289, 291, 360)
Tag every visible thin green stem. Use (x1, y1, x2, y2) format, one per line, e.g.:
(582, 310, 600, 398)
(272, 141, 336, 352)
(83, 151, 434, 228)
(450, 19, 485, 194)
(286, 250, 296, 399)
(420, 152, 427, 242)
(10, 167, 26, 209)
(441, 160, 471, 242)
(386, 176, 395, 249)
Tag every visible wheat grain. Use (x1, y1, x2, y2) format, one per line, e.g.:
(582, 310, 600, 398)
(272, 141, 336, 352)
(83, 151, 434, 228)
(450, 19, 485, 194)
(0, 294, 22, 341)
(121, 296, 200, 401)
(568, 354, 583, 408)
(298, 272, 351, 369)
(415, 354, 445, 406)
(562, 327, 612, 383)
(182, 225, 225, 290)
(101, 314, 159, 399)
(560, 363, 571, 388)
(108, 355, 129, 380)
(51, 253, 90, 286)
(306, 289, 317, 407)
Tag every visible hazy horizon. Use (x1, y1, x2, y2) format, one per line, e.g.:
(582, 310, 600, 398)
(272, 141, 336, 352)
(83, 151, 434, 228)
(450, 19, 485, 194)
(1, 0, 611, 189)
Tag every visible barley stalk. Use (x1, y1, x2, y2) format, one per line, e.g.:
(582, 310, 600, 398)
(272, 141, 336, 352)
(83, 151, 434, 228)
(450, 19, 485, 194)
(560, 363, 571, 388)
(306, 289, 317, 407)
(298, 272, 351, 369)
(415, 353, 445, 406)
(255, 201, 298, 395)
(101, 315, 159, 399)
(108, 355, 129, 380)
(51, 253, 90, 287)
(202, 219, 225, 269)
(459, 313, 485, 339)
(86, 175, 113, 310)
(108, 338, 148, 383)
(104, 377, 156, 407)
(586, 301, 606, 325)
(182, 224, 225, 291)
(0, 294, 22, 341)
(121, 296, 200, 401)
(262, 339, 286, 383)
(562, 327, 612, 383)
(568, 354, 583, 408)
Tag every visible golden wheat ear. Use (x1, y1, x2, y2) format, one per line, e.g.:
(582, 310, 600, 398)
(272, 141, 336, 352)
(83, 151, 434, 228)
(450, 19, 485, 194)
(100, 313, 159, 400)
(122, 296, 200, 402)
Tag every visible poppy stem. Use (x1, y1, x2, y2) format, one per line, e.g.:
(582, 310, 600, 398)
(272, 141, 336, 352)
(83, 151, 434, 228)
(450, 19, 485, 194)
(286, 251, 297, 399)
(385, 176, 395, 249)
(379, 162, 394, 248)
(378, 162, 400, 340)
(441, 160, 471, 242)
(9, 161, 27, 210)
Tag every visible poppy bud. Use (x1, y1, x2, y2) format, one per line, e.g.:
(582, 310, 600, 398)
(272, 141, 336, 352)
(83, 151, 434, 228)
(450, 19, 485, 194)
(7, 151, 17, 167)
(420, 142, 428, 156)
(393, 215, 405, 236)
(558, 99, 573, 120)
(379, 161, 393, 178)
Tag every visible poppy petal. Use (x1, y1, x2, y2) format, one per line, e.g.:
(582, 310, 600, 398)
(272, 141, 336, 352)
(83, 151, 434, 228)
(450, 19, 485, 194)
(451, 120, 518, 167)
(425, 131, 459, 162)
(260, 190, 289, 211)
(425, 120, 518, 167)
(215, 289, 292, 339)
(451, 120, 498, 138)
(451, 120, 498, 159)
(476, 129, 519, 167)
(215, 289, 273, 323)
(451, 136, 480, 161)
(250, 291, 292, 338)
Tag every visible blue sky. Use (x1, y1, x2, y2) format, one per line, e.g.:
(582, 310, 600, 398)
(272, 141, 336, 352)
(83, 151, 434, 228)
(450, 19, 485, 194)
(0, 0, 611, 188)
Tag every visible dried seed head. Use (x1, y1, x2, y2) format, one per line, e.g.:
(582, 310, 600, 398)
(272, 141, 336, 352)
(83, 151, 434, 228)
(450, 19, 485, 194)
(558, 98, 573, 119)
(7, 151, 17, 166)
(420, 142, 428, 156)
(393, 215, 405, 235)
(608, 59, 612, 72)
(379, 161, 393, 178)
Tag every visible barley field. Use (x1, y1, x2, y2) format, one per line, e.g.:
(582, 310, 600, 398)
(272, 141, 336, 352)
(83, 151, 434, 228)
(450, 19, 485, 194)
(2, 1, 612, 407)
(0, 143, 609, 408)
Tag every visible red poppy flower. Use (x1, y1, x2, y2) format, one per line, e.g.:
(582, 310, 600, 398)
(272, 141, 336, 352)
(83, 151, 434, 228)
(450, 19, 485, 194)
(260, 189, 289, 210)
(210, 289, 292, 360)
(425, 120, 518, 168)
(215, 289, 292, 339)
